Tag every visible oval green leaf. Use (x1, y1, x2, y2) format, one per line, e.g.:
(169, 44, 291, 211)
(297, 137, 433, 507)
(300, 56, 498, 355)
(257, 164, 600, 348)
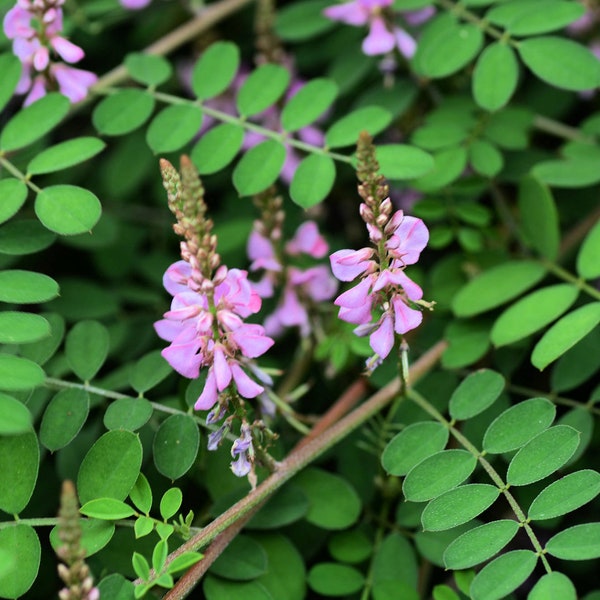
(381, 421, 449, 476)
(411, 145, 468, 191)
(203, 575, 273, 600)
(483, 397, 556, 454)
(104, 397, 153, 432)
(577, 218, 600, 280)
(282, 78, 337, 132)
(65, 320, 110, 381)
(0, 270, 59, 304)
(404, 450, 476, 502)
(0, 179, 28, 225)
(80, 498, 136, 520)
(0, 219, 56, 255)
(192, 42, 240, 100)
(528, 572, 576, 600)
(35, 185, 102, 236)
(308, 563, 365, 597)
(0, 431, 39, 514)
(192, 123, 244, 175)
(532, 302, 600, 370)
(473, 42, 518, 111)
(146, 105, 203, 154)
(237, 63, 290, 117)
(40, 388, 89, 451)
(50, 518, 115, 557)
(421, 484, 500, 532)
(19, 312, 65, 366)
(153, 414, 200, 479)
(452, 260, 547, 317)
(92, 89, 155, 136)
(506, 425, 580, 486)
(129, 349, 174, 393)
(249, 485, 309, 530)
(0, 393, 32, 435)
(210, 535, 268, 581)
(0, 525, 40, 598)
(125, 53, 172, 86)
(27, 137, 106, 175)
(546, 523, 600, 560)
(275, 0, 334, 41)
(376, 144, 434, 180)
(325, 106, 392, 148)
(328, 530, 372, 564)
(443, 520, 519, 570)
(0, 53, 21, 114)
(290, 154, 335, 208)
(0, 355, 45, 392)
(77, 430, 143, 504)
(449, 369, 505, 421)
(0, 312, 50, 344)
(469, 139, 504, 177)
(233, 140, 286, 196)
(470, 550, 537, 600)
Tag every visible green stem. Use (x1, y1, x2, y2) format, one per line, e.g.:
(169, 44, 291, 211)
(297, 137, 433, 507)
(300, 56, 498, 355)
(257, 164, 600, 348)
(0, 518, 58, 530)
(508, 383, 600, 415)
(541, 259, 600, 301)
(533, 115, 595, 144)
(434, 0, 509, 43)
(0, 156, 43, 194)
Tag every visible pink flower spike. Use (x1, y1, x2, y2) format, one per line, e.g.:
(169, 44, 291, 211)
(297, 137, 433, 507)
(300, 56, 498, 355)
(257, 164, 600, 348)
(362, 16, 396, 55)
(286, 221, 329, 258)
(323, 1, 368, 26)
(330, 248, 375, 281)
(50, 36, 85, 63)
(392, 296, 423, 334)
(231, 363, 264, 398)
(369, 313, 394, 359)
(195, 370, 218, 410)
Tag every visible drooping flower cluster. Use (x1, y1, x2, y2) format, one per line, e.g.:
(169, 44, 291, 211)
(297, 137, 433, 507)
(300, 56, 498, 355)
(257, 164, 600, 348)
(3, 0, 97, 105)
(323, 0, 434, 57)
(330, 132, 430, 367)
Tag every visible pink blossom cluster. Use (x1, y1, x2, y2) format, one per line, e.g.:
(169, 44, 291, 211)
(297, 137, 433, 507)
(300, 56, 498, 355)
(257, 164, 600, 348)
(154, 260, 274, 413)
(3, 0, 97, 105)
(323, 0, 434, 57)
(330, 202, 429, 363)
(247, 221, 338, 337)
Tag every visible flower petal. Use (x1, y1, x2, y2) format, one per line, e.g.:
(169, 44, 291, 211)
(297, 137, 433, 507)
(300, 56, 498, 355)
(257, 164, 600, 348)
(392, 296, 423, 334)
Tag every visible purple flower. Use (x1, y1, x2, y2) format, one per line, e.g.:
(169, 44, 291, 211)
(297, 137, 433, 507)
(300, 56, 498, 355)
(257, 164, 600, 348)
(230, 423, 254, 477)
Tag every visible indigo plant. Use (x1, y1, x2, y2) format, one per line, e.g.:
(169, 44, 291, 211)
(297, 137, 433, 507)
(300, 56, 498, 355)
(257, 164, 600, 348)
(0, 0, 600, 598)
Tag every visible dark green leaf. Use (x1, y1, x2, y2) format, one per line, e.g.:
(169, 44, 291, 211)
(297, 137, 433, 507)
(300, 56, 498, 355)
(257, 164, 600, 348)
(129, 349, 172, 393)
(92, 90, 155, 136)
(19, 313, 65, 366)
(546, 523, 600, 560)
(0, 179, 28, 225)
(290, 154, 335, 208)
(472, 42, 518, 111)
(282, 78, 337, 132)
(328, 530, 372, 564)
(0, 270, 58, 304)
(237, 64, 290, 117)
(375, 145, 434, 180)
(0, 393, 32, 435)
(0, 312, 50, 344)
(0, 355, 45, 391)
(50, 518, 115, 557)
(97, 574, 135, 600)
(0, 525, 40, 598)
(80, 498, 137, 520)
(153, 414, 200, 479)
(412, 123, 468, 151)
(192, 123, 245, 175)
(275, 0, 334, 41)
(577, 217, 600, 280)
(552, 328, 600, 392)
(210, 536, 268, 581)
(0, 219, 56, 255)
(249, 485, 309, 529)
(308, 563, 364, 596)
(532, 155, 600, 188)
(411, 145, 468, 191)
(449, 369, 505, 421)
(483, 107, 532, 149)
(27, 137, 106, 175)
(146, 105, 203, 154)
(203, 575, 274, 600)
(40, 388, 90, 451)
(0, 431, 39, 513)
(325, 106, 392, 148)
(104, 398, 153, 432)
(372, 533, 418, 591)
(125, 53, 172, 86)
(0, 53, 21, 114)
(414, 523, 477, 568)
(528, 572, 576, 600)
(65, 320, 110, 381)
(441, 319, 490, 370)
(233, 140, 286, 195)
(192, 42, 240, 100)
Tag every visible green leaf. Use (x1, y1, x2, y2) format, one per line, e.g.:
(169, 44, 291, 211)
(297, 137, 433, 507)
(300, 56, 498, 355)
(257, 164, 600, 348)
(65, 320, 110, 381)
(0, 312, 50, 344)
(290, 154, 335, 208)
(433, 585, 460, 600)
(129, 349, 172, 393)
(0, 431, 39, 514)
(210, 536, 268, 581)
(77, 430, 143, 504)
(372, 533, 418, 591)
(328, 530, 372, 564)
(0, 525, 40, 598)
(415, 523, 477, 568)
(375, 145, 434, 180)
(132, 552, 151, 581)
(483, 397, 556, 454)
(403, 450, 476, 502)
(470, 550, 537, 600)
(421, 484, 500, 531)
(233, 140, 286, 196)
(325, 106, 392, 148)
(483, 106, 532, 149)
(35, 185, 102, 236)
(146, 105, 203, 154)
(152, 539, 168, 573)
(0, 93, 70, 151)
(449, 369, 505, 421)
(0, 219, 56, 255)
(49, 518, 115, 557)
(40, 388, 90, 451)
(192, 123, 245, 175)
(203, 576, 274, 600)
(192, 42, 240, 100)
(529, 469, 600, 521)
(532, 155, 600, 188)
(413, 13, 484, 78)
(552, 329, 600, 392)
(0, 270, 58, 304)
(491, 284, 579, 347)
(0, 355, 45, 392)
(282, 78, 337, 132)
(308, 563, 365, 596)
(104, 397, 153, 432)
(27, 137, 106, 175)
(248, 485, 309, 530)
(506, 425, 580, 486)
(293, 468, 361, 530)
(93, 90, 155, 135)
(160, 487, 183, 520)
(469, 139, 504, 177)
(411, 145, 468, 191)
(518, 36, 600, 91)
(443, 520, 519, 570)
(528, 572, 576, 600)
(381, 421, 449, 476)
(0, 179, 28, 225)
(577, 217, 600, 280)
(532, 303, 600, 370)
(97, 574, 135, 600)
(153, 414, 200, 479)
(167, 552, 203, 575)
(129, 473, 153, 514)
(237, 64, 290, 117)
(546, 523, 600, 560)
(275, 0, 334, 41)
(80, 498, 137, 520)
(441, 319, 490, 370)
(0, 53, 21, 114)
(472, 42, 518, 111)
(0, 393, 32, 435)
(125, 53, 172, 86)
(412, 122, 468, 151)
(19, 313, 65, 366)
(453, 260, 547, 317)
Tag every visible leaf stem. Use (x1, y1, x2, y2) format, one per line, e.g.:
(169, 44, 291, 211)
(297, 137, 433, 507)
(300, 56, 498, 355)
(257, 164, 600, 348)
(0, 156, 43, 194)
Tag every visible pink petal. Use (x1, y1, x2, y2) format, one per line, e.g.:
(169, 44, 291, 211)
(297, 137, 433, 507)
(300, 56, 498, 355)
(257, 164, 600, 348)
(334, 277, 372, 308)
(373, 268, 422, 301)
(369, 313, 394, 359)
(50, 36, 85, 63)
(163, 260, 192, 295)
(213, 346, 232, 391)
(195, 370, 218, 410)
(394, 28, 417, 58)
(51, 64, 97, 103)
(323, 1, 368, 25)
(24, 77, 47, 106)
(286, 221, 329, 258)
(362, 17, 396, 55)
(162, 341, 202, 379)
(231, 324, 274, 358)
(392, 296, 423, 334)
(338, 302, 373, 325)
(330, 248, 374, 281)
(120, 0, 152, 8)
(231, 364, 264, 398)
(387, 216, 429, 265)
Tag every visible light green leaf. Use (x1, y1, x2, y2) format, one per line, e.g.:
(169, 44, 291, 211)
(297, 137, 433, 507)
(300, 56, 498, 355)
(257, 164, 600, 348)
(528, 572, 576, 600)
(0, 431, 39, 514)
(421, 484, 500, 531)
(325, 106, 392, 148)
(153, 414, 200, 479)
(27, 137, 106, 175)
(453, 260, 547, 317)
(80, 498, 136, 520)
(472, 42, 518, 111)
(518, 36, 600, 91)
(308, 563, 365, 596)
(483, 397, 556, 454)
(404, 450, 476, 502)
(160, 487, 183, 520)
(210, 536, 268, 581)
(146, 105, 203, 154)
(375, 145, 434, 180)
(443, 520, 519, 570)
(0, 525, 40, 598)
(449, 369, 505, 421)
(92, 90, 155, 136)
(275, 0, 334, 41)
(290, 154, 335, 208)
(491, 284, 579, 347)
(77, 430, 143, 504)
(381, 421, 449, 476)
(0, 219, 56, 255)
(0, 179, 28, 225)
(0, 393, 32, 435)
(40, 388, 89, 451)
(546, 523, 600, 560)
(192, 123, 244, 175)
(104, 397, 153, 432)
(125, 53, 172, 86)
(506, 425, 580, 486)
(532, 303, 600, 370)
(233, 140, 286, 196)
(132, 552, 150, 582)
(470, 550, 537, 600)
(237, 63, 290, 117)
(35, 185, 102, 236)
(469, 139, 504, 176)
(0, 93, 70, 151)
(167, 552, 203, 575)
(0, 53, 21, 114)
(412, 122, 468, 151)
(65, 320, 110, 381)
(129, 473, 153, 515)
(0, 312, 50, 344)
(152, 539, 168, 573)
(129, 349, 172, 393)
(192, 42, 240, 100)
(528, 469, 600, 521)
(0, 270, 58, 304)
(577, 218, 600, 280)
(0, 355, 45, 392)
(532, 156, 600, 188)
(282, 78, 337, 132)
